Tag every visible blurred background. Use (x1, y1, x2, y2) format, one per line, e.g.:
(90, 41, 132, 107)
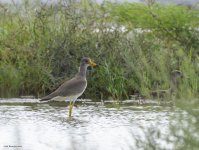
(0, 0, 199, 149)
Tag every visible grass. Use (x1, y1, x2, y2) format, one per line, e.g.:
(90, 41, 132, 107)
(0, 0, 198, 101)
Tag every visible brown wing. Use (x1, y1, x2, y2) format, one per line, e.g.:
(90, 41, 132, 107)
(40, 77, 87, 101)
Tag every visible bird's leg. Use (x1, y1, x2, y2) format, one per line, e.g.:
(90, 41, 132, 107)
(69, 99, 76, 117)
(69, 101, 73, 117)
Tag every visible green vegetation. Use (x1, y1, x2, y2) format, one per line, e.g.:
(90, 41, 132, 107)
(0, 0, 198, 100)
(0, 1, 199, 149)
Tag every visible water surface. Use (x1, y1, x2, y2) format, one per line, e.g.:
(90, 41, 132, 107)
(0, 99, 177, 150)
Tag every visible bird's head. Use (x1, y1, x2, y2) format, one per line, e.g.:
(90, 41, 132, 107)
(171, 70, 183, 79)
(81, 57, 97, 67)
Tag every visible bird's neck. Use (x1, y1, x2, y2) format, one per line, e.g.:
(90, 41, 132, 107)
(77, 64, 88, 78)
(170, 77, 177, 93)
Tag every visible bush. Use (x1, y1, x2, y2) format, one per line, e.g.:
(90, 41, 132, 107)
(0, 0, 198, 100)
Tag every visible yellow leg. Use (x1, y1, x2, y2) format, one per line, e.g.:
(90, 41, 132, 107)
(69, 101, 74, 117)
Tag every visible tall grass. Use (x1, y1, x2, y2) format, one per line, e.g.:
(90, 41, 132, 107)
(0, 1, 199, 149)
(0, 0, 198, 100)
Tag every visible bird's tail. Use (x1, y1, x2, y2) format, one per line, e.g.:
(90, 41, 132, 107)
(39, 92, 57, 102)
(39, 97, 52, 102)
(39, 97, 51, 102)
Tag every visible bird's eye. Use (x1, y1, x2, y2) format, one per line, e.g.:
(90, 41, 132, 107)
(85, 59, 89, 63)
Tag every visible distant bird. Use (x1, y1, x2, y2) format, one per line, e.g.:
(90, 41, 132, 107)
(150, 70, 183, 98)
(40, 57, 97, 117)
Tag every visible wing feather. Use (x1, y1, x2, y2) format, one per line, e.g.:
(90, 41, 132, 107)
(40, 77, 87, 101)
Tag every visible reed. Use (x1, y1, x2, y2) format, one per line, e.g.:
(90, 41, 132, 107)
(0, 0, 198, 100)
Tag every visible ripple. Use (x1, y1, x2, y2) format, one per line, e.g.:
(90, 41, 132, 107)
(0, 99, 187, 150)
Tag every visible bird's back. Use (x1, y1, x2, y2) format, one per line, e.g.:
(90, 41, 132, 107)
(40, 76, 87, 101)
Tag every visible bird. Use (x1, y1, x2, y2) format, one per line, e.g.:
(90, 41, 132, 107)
(150, 70, 183, 98)
(40, 57, 97, 117)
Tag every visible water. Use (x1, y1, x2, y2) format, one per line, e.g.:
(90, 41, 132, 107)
(0, 99, 178, 150)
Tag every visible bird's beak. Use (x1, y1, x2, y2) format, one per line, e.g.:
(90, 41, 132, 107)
(89, 59, 97, 67)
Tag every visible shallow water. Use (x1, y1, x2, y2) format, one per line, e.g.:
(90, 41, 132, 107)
(0, 99, 178, 150)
